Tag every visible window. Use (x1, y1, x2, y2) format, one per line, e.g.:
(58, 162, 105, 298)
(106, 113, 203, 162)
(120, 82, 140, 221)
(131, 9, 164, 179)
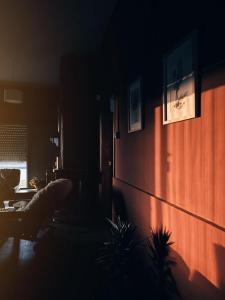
(0, 125, 28, 188)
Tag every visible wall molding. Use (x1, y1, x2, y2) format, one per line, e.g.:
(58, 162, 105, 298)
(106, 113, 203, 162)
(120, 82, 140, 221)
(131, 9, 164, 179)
(113, 176, 225, 233)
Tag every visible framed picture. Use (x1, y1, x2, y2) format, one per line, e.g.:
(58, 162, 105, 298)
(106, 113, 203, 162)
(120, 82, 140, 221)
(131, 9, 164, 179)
(128, 78, 143, 132)
(163, 32, 199, 124)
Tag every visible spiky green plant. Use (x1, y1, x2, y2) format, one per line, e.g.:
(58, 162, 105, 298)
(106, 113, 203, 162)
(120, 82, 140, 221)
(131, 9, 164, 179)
(96, 216, 138, 299)
(147, 227, 180, 300)
(97, 216, 137, 278)
(96, 219, 180, 300)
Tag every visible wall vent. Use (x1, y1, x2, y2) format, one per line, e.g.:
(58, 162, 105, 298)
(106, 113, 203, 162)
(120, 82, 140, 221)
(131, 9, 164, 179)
(4, 89, 23, 104)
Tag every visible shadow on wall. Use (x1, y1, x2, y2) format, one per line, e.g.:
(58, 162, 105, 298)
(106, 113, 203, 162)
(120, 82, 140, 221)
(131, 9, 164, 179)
(170, 246, 225, 300)
(112, 188, 225, 300)
(215, 244, 225, 296)
(112, 188, 128, 222)
(112, 184, 153, 236)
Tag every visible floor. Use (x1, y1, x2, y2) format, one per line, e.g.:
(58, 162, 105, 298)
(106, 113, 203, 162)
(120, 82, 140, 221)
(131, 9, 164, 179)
(0, 224, 107, 300)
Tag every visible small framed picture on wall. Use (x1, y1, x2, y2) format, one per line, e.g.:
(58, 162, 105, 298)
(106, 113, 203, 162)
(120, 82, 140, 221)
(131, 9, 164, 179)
(163, 31, 199, 124)
(128, 78, 143, 133)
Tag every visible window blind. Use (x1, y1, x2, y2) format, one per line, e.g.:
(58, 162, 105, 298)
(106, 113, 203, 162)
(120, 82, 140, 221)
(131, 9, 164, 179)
(0, 125, 28, 161)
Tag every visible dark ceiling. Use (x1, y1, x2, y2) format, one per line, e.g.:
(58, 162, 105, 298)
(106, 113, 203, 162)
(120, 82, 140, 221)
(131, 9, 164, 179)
(0, 0, 118, 83)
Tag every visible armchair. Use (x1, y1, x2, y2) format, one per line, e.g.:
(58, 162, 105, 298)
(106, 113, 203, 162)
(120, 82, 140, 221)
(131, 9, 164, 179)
(0, 178, 73, 240)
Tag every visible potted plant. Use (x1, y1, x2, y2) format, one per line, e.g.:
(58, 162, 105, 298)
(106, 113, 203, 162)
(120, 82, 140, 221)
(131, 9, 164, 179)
(145, 227, 181, 300)
(96, 216, 139, 299)
(96, 217, 180, 300)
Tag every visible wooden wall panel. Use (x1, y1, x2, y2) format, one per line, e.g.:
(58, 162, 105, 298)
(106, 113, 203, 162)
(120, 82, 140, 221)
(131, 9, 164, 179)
(113, 178, 225, 300)
(112, 65, 225, 299)
(103, 2, 225, 299)
(115, 66, 225, 228)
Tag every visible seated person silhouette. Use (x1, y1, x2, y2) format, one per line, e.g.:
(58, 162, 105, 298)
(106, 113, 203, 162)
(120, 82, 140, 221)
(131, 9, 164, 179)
(0, 178, 73, 239)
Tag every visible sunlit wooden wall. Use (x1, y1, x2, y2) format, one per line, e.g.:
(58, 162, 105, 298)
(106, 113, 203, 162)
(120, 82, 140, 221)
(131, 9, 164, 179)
(98, 1, 225, 298)
(113, 65, 225, 299)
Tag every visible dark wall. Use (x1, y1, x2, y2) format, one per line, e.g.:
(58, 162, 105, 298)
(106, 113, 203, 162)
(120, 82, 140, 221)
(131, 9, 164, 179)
(60, 54, 100, 217)
(99, 1, 225, 299)
(60, 55, 98, 173)
(106, 0, 225, 96)
(26, 86, 59, 180)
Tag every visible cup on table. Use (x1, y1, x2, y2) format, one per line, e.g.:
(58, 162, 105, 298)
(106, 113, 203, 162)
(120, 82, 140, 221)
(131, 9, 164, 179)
(3, 200, 15, 211)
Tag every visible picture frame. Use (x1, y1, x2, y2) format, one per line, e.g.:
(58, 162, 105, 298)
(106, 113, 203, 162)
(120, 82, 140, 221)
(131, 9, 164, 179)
(163, 31, 199, 124)
(128, 78, 143, 133)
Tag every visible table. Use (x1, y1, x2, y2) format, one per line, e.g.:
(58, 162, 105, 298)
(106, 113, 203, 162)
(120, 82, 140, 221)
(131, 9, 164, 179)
(9, 188, 36, 201)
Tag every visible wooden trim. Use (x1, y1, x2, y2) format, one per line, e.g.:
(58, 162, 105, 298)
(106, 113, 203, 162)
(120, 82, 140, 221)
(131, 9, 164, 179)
(113, 176, 225, 232)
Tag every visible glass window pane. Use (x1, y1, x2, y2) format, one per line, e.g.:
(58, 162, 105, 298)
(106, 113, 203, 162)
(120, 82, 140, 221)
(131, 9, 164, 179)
(0, 161, 27, 188)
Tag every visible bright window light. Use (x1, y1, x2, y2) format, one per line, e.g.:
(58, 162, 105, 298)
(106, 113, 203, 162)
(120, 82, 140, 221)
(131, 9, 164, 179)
(0, 161, 27, 189)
